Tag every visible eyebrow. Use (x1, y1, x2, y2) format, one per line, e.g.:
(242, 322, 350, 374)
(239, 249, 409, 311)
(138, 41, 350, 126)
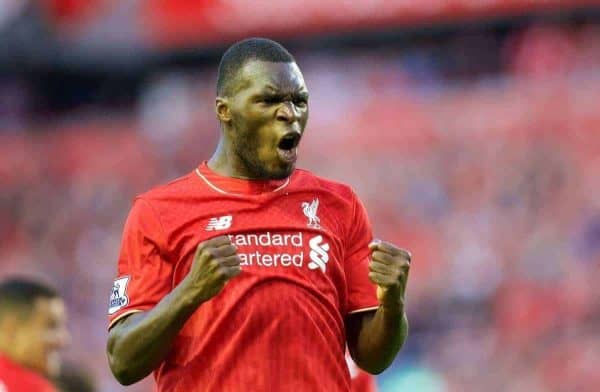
(259, 86, 309, 96)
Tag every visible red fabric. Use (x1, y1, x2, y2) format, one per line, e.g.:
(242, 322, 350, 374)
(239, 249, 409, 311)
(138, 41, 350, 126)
(346, 352, 378, 392)
(0, 355, 56, 392)
(108, 162, 379, 391)
(351, 372, 377, 392)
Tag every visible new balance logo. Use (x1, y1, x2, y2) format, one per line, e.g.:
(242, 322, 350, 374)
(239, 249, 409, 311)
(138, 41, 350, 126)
(206, 215, 233, 231)
(308, 235, 330, 272)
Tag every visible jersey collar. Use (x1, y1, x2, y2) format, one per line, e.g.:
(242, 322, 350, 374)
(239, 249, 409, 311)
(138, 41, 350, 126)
(195, 162, 291, 196)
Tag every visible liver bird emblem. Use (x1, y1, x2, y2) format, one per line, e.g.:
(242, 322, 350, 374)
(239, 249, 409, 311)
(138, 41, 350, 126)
(302, 198, 321, 228)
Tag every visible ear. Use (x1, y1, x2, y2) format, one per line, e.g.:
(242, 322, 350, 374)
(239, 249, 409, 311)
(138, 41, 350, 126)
(215, 97, 232, 123)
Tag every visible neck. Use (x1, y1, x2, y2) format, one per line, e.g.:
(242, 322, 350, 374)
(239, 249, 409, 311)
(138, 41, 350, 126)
(208, 137, 257, 179)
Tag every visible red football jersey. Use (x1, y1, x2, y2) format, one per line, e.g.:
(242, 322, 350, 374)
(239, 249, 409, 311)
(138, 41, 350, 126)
(346, 352, 378, 392)
(108, 162, 379, 391)
(0, 355, 56, 392)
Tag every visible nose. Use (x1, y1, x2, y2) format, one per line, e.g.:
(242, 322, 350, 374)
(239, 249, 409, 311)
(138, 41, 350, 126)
(276, 102, 299, 123)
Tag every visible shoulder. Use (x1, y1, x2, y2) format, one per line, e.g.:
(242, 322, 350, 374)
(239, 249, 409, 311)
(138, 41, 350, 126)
(122, 171, 200, 229)
(137, 171, 198, 203)
(28, 375, 56, 392)
(0, 358, 56, 392)
(292, 168, 358, 202)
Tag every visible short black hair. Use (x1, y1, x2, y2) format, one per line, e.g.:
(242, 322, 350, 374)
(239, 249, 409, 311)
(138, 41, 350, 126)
(217, 37, 295, 96)
(0, 277, 59, 320)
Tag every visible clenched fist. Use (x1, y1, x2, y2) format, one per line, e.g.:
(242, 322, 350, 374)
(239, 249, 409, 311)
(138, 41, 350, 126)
(368, 240, 411, 311)
(184, 235, 242, 303)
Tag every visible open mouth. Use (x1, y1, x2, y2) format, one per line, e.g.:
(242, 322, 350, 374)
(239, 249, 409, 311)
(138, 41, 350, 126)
(277, 132, 301, 151)
(276, 132, 301, 163)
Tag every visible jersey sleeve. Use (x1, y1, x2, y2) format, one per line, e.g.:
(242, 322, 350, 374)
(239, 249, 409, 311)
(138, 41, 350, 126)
(108, 197, 172, 329)
(344, 191, 379, 314)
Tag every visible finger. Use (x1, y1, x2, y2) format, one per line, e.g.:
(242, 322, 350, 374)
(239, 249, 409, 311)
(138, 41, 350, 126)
(218, 255, 242, 267)
(399, 249, 412, 263)
(371, 253, 410, 276)
(215, 264, 242, 280)
(197, 236, 232, 253)
(208, 244, 238, 258)
(371, 266, 407, 285)
(370, 251, 396, 265)
(368, 271, 401, 287)
(369, 260, 393, 274)
(368, 240, 399, 255)
(380, 253, 410, 271)
(369, 241, 411, 261)
(223, 265, 242, 279)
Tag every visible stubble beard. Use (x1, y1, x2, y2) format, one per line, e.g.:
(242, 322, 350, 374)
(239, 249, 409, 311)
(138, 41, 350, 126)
(229, 118, 293, 180)
(232, 135, 270, 179)
(234, 142, 292, 180)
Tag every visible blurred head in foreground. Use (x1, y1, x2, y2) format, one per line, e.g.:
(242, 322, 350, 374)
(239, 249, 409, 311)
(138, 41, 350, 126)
(0, 277, 70, 378)
(55, 361, 96, 392)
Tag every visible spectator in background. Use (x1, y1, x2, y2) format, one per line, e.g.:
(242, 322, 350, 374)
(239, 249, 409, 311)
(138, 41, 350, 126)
(0, 278, 70, 392)
(55, 361, 96, 392)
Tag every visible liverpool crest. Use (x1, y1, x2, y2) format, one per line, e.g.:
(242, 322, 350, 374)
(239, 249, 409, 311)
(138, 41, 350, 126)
(302, 198, 321, 229)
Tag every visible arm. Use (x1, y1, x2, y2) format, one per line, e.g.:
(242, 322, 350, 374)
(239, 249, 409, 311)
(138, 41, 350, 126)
(107, 236, 241, 385)
(346, 307, 408, 374)
(346, 240, 411, 374)
(107, 279, 203, 385)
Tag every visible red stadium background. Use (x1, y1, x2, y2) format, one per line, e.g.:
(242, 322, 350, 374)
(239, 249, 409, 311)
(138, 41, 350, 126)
(1, 1, 600, 391)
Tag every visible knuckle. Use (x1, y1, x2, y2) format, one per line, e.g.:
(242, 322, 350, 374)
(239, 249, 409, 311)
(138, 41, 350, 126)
(392, 271, 402, 282)
(207, 258, 221, 273)
(199, 248, 211, 260)
(215, 265, 227, 279)
(195, 243, 209, 259)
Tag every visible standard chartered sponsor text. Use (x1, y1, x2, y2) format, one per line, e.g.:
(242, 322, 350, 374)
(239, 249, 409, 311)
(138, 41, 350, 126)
(228, 232, 304, 267)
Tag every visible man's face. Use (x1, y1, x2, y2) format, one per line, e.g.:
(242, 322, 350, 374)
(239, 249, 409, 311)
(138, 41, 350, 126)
(221, 60, 309, 179)
(17, 298, 69, 377)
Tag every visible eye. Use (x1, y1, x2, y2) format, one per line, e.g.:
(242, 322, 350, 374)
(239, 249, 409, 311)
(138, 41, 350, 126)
(261, 96, 281, 104)
(293, 97, 308, 107)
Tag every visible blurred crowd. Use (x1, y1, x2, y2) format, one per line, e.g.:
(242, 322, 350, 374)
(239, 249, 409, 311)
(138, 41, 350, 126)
(1, 20, 600, 392)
